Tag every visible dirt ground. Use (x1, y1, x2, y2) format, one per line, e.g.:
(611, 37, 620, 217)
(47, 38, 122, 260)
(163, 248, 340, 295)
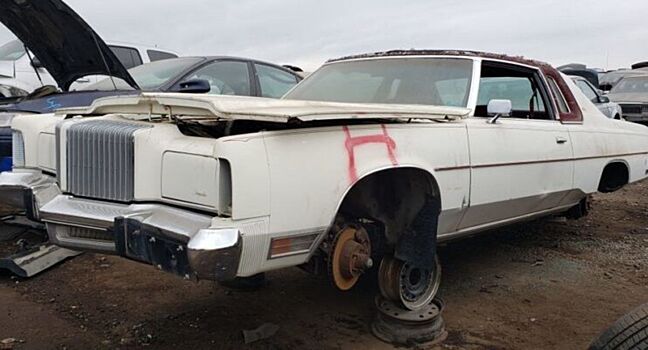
(1, 181, 647, 350)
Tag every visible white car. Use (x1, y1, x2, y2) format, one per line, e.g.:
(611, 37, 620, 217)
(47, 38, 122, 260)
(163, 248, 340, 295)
(0, 39, 177, 97)
(3, 50, 648, 311)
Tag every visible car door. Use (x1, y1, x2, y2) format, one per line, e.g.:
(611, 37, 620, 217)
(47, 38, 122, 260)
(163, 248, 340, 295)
(458, 61, 574, 229)
(175, 59, 253, 96)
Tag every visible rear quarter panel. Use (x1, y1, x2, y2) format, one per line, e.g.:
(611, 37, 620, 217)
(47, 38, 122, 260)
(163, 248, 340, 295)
(563, 77, 648, 200)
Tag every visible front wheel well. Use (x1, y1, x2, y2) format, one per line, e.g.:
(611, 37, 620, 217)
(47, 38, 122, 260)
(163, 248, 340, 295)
(336, 167, 440, 244)
(598, 161, 629, 193)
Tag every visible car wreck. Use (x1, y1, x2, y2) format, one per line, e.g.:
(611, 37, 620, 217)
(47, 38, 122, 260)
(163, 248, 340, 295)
(3, 50, 648, 313)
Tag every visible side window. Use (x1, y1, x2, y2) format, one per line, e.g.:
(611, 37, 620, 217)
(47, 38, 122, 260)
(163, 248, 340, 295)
(255, 64, 298, 98)
(476, 62, 551, 120)
(574, 79, 598, 102)
(184, 60, 250, 96)
(547, 77, 569, 113)
(147, 50, 178, 62)
(109, 46, 143, 69)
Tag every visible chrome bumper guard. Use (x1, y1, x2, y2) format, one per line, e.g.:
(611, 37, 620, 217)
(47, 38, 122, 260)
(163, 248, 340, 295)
(40, 195, 242, 281)
(0, 170, 60, 220)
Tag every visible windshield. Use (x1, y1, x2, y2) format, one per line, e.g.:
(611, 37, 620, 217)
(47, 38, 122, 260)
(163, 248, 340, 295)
(84, 57, 204, 91)
(284, 57, 473, 107)
(610, 77, 648, 94)
(0, 40, 26, 61)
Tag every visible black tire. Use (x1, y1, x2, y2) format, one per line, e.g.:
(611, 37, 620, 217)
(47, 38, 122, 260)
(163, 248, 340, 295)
(589, 303, 648, 350)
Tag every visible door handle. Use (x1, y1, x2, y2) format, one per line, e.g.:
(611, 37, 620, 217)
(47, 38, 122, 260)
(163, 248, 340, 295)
(556, 136, 568, 144)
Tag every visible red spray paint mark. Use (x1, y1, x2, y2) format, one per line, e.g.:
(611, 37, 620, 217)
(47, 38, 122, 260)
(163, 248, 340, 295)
(343, 124, 398, 183)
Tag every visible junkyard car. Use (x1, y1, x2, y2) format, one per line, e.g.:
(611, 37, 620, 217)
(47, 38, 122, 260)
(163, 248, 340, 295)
(570, 75, 622, 119)
(4, 50, 648, 310)
(599, 69, 648, 92)
(607, 75, 648, 123)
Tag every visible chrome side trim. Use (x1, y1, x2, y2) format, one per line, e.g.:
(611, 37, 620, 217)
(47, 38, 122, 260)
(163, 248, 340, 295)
(438, 202, 577, 242)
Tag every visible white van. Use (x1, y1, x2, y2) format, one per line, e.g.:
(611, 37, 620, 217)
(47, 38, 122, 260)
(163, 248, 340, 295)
(0, 39, 177, 97)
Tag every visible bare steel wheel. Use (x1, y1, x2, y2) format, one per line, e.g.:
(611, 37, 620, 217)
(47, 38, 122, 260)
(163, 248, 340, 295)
(378, 255, 441, 311)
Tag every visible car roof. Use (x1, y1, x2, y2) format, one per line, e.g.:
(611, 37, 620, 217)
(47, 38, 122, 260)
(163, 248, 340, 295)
(328, 49, 553, 70)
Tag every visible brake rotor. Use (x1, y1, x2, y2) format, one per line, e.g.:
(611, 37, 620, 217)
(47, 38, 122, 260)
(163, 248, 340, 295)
(328, 225, 372, 291)
(378, 255, 441, 311)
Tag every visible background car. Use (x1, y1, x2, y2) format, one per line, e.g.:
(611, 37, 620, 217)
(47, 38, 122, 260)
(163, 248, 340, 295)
(570, 75, 622, 119)
(0, 39, 178, 97)
(606, 75, 648, 123)
(86, 56, 302, 99)
(599, 68, 648, 92)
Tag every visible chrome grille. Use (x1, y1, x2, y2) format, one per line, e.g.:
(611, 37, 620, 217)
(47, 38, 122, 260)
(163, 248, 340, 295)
(64, 120, 150, 202)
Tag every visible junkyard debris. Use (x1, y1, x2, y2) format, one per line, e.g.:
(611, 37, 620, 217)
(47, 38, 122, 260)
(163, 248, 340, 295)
(242, 323, 280, 344)
(0, 338, 16, 350)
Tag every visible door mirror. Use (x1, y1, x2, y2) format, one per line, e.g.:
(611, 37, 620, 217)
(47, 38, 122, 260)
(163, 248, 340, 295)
(176, 79, 211, 93)
(487, 99, 512, 124)
(598, 95, 610, 103)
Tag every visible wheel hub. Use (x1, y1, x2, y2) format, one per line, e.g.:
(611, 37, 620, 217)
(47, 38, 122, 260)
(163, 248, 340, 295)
(329, 225, 372, 290)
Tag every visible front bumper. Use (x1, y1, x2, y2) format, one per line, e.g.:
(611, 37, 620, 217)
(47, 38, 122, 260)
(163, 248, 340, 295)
(0, 170, 60, 220)
(40, 195, 241, 281)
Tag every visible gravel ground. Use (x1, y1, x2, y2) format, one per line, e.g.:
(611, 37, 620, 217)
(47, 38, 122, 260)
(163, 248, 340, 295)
(0, 181, 647, 349)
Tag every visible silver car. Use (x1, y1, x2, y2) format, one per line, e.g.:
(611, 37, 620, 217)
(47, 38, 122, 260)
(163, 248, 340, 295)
(570, 76, 623, 119)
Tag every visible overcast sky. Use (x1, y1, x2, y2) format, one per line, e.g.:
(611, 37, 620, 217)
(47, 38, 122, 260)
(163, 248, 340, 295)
(1, 0, 647, 71)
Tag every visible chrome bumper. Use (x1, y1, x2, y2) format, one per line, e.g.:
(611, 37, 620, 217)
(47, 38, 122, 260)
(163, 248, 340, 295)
(0, 170, 60, 220)
(40, 195, 242, 281)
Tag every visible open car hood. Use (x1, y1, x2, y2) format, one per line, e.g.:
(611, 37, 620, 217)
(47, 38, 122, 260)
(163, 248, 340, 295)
(0, 0, 138, 91)
(57, 93, 472, 122)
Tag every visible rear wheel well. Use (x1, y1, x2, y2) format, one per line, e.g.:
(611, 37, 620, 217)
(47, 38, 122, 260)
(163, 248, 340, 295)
(336, 167, 440, 245)
(598, 162, 629, 193)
